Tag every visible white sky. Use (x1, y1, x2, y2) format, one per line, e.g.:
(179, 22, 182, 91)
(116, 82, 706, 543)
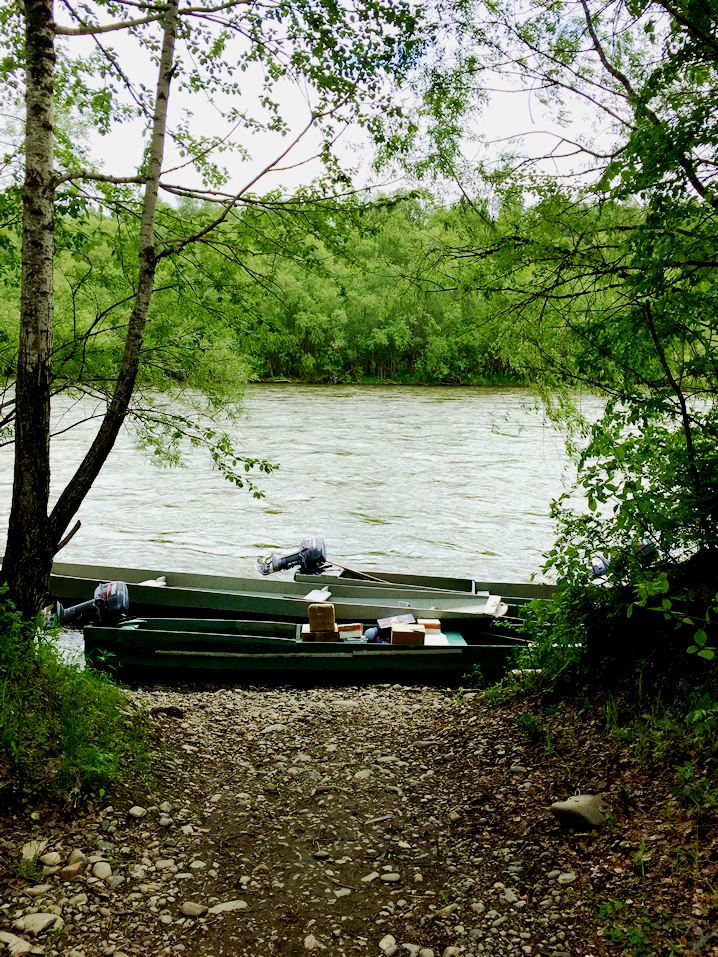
(62, 9, 610, 202)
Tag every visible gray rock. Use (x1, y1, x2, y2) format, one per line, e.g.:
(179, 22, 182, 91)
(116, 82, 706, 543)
(38, 851, 61, 866)
(180, 901, 208, 916)
(59, 861, 86, 881)
(128, 806, 147, 819)
(13, 912, 62, 935)
(0, 931, 34, 955)
(93, 862, 113, 880)
(23, 884, 53, 897)
(21, 840, 47, 861)
(207, 899, 247, 914)
(550, 794, 607, 829)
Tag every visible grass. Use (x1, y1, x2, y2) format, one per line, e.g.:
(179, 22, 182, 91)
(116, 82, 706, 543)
(0, 588, 153, 805)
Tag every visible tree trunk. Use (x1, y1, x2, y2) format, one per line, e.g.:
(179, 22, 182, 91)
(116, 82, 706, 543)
(2, 0, 56, 618)
(2, 0, 179, 618)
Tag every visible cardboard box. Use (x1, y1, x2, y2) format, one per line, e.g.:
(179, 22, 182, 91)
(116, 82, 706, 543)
(337, 622, 363, 640)
(301, 623, 339, 642)
(417, 618, 442, 634)
(308, 602, 336, 631)
(390, 623, 426, 645)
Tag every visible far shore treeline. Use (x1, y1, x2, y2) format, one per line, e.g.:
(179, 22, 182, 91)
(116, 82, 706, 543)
(0, 190, 589, 390)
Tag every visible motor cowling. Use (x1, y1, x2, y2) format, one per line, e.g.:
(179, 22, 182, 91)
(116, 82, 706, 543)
(55, 581, 130, 627)
(258, 536, 327, 576)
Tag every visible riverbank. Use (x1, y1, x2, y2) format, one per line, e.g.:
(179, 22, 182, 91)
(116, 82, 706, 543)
(1, 682, 715, 957)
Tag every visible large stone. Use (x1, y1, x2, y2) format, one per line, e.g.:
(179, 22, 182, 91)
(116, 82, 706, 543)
(21, 840, 47, 862)
(93, 862, 113, 880)
(0, 931, 34, 955)
(38, 852, 61, 867)
(550, 794, 608, 830)
(180, 901, 208, 916)
(207, 899, 248, 914)
(59, 861, 86, 881)
(12, 913, 62, 935)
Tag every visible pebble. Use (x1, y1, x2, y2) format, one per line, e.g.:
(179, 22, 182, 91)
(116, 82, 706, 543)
(23, 884, 53, 897)
(128, 806, 147, 819)
(304, 934, 318, 950)
(381, 873, 401, 882)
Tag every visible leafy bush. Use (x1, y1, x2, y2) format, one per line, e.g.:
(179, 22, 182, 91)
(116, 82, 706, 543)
(0, 588, 151, 804)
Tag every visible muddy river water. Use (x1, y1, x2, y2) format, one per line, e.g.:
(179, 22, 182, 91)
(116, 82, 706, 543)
(0, 384, 596, 583)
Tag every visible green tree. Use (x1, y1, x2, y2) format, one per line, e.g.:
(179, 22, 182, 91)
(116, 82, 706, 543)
(0, 0, 428, 617)
(420, 0, 718, 606)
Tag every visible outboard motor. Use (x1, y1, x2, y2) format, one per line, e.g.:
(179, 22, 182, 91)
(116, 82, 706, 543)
(590, 535, 658, 579)
(54, 581, 130, 627)
(258, 536, 327, 576)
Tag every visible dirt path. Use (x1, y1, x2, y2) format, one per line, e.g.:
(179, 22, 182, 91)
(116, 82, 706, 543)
(1, 682, 712, 957)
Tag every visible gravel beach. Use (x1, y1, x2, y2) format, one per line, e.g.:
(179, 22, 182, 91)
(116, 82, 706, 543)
(1, 682, 713, 957)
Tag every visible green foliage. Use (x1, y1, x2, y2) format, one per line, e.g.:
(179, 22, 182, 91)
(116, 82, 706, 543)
(0, 589, 152, 802)
(597, 898, 683, 956)
(513, 592, 590, 687)
(515, 711, 545, 743)
(672, 760, 718, 816)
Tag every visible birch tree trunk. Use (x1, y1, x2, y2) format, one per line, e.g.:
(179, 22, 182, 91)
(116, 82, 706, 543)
(3, 0, 56, 618)
(2, 0, 179, 616)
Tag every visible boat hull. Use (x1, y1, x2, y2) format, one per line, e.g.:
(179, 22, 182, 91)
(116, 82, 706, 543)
(83, 618, 513, 684)
(49, 561, 525, 643)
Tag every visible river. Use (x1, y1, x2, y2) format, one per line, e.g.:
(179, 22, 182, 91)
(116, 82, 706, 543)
(0, 384, 588, 583)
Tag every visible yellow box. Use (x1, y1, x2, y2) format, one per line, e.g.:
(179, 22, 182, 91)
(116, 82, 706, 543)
(308, 602, 335, 631)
